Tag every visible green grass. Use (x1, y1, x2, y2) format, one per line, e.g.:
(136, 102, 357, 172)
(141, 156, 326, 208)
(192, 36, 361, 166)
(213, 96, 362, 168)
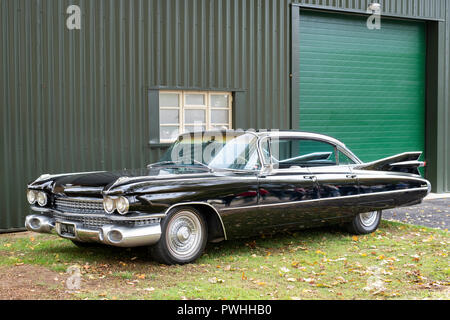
(0, 220, 448, 300)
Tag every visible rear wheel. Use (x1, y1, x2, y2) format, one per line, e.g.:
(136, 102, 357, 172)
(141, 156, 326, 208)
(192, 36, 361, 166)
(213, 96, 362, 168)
(346, 210, 382, 235)
(151, 206, 207, 265)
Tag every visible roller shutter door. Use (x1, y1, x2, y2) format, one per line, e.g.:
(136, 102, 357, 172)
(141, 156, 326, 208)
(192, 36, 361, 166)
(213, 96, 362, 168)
(298, 10, 426, 163)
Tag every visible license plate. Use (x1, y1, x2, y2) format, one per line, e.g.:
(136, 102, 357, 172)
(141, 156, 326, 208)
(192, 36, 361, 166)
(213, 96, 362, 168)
(59, 223, 75, 237)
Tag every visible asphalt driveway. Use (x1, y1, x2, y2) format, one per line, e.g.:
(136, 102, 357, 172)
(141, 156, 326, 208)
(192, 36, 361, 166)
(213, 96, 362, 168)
(382, 197, 449, 230)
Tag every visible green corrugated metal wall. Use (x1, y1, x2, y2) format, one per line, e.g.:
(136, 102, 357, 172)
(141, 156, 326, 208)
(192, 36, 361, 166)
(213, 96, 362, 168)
(1, 0, 449, 231)
(298, 10, 426, 163)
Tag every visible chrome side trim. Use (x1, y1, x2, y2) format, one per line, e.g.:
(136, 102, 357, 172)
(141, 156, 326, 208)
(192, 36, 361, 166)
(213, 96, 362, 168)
(391, 160, 425, 167)
(164, 202, 228, 240)
(219, 187, 429, 212)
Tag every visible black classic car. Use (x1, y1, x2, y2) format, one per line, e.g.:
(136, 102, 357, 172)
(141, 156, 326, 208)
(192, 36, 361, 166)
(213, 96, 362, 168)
(25, 130, 431, 264)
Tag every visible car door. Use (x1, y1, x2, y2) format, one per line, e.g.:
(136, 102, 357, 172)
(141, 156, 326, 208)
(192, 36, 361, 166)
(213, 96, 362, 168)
(302, 140, 360, 220)
(256, 137, 322, 231)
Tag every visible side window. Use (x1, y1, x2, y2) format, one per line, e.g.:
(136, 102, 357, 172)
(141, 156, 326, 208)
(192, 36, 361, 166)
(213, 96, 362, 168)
(338, 151, 356, 165)
(269, 138, 337, 168)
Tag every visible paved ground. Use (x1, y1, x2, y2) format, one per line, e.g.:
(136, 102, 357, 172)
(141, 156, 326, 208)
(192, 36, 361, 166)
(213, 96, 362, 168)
(383, 197, 449, 230)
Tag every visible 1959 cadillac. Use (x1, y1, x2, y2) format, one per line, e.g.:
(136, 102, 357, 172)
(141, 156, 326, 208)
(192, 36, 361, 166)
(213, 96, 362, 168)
(25, 130, 431, 264)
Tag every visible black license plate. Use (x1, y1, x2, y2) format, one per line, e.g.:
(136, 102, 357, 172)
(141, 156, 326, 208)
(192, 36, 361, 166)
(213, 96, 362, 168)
(59, 223, 75, 237)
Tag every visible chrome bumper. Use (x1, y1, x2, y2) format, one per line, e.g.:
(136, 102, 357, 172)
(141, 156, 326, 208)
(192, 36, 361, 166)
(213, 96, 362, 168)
(25, 214, 161, 247)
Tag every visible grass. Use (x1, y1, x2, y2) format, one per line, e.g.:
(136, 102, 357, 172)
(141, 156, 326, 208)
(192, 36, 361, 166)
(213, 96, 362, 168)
(0, 220, 448, 300)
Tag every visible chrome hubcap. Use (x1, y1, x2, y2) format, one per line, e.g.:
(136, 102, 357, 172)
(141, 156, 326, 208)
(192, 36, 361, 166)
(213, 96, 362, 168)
(177, 226, 190, 242)
(359, 211, 378, 227)
(166, 210, 202, 260)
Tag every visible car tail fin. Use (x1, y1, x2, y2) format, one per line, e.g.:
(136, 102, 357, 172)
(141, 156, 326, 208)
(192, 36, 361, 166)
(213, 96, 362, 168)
(354, 152, 424, 175)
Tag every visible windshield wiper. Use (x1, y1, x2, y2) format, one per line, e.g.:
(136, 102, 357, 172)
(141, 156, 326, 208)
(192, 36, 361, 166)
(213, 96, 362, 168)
(147, 160, 214, 172)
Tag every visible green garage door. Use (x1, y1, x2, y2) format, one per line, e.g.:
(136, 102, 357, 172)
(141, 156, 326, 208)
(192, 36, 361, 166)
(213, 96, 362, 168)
(298, 10, 426, 163)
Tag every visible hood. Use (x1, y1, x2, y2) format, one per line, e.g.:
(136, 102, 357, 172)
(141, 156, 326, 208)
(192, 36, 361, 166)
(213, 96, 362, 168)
(29, 167, 218, 197)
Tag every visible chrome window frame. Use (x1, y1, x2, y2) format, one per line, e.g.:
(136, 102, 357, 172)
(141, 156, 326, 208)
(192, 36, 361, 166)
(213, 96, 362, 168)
(256, 132, 362, 172)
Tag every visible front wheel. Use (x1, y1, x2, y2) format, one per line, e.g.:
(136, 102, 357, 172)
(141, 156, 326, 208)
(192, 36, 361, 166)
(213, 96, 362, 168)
(346, 210, 382, 235)
(151, 206, 207, 265)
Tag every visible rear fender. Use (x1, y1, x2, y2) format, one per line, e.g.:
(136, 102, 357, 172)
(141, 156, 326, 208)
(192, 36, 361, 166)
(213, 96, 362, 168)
(354, 152, 425, 175)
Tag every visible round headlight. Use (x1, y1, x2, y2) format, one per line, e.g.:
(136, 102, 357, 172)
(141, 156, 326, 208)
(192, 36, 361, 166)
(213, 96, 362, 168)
(37, 191, 48, 206)
(116, 196, 129, 215)
(103, 197, 115, 213)
(27, 190, 37, 204)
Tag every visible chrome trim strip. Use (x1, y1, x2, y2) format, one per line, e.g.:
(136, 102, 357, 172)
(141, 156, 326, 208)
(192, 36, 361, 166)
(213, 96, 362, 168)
(219, 187, 429, 212)
(55, 197, 103, 203)
(61, 186, 104, 193)
(164, 202, 228, 240)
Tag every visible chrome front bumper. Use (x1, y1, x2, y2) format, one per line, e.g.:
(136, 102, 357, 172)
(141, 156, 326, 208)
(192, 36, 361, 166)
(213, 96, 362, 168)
(25, 214, 161, 247)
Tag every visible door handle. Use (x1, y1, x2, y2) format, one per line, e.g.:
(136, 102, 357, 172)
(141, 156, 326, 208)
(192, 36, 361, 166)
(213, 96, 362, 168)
(303, 175, 316, 180)
(346, 174, 357, 179)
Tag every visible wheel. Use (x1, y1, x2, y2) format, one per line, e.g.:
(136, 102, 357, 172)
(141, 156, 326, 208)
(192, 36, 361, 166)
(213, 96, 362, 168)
(151, 206, 207, 265)
(346, 210, 382, 235)
(71, 240, 101, 248)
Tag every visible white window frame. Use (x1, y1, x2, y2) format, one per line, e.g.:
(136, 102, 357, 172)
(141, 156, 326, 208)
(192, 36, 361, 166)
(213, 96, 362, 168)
(159, 90, 232, 143)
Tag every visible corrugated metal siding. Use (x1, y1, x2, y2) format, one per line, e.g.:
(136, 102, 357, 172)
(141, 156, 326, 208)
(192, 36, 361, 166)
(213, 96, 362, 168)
(445, 3, 450, 193)
(294, 0, 446, 20)
(0, 0, 449, 230)
(0, 0, 292, 230)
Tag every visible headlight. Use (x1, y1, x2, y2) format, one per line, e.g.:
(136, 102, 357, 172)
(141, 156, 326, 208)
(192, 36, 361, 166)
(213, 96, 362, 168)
(27, 189, 37, 204)
(37, 191, 48, 206)
(116, 196, 129, 215)
(103, 197, 115, 213)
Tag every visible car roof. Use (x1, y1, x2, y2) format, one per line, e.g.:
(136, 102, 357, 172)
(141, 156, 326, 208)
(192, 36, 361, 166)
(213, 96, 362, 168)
(177, 129, 347, 148)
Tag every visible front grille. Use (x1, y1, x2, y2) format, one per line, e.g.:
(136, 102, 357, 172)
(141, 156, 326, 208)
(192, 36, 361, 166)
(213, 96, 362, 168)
(52, 196, 160, 230)
(54, 197, 104, 214)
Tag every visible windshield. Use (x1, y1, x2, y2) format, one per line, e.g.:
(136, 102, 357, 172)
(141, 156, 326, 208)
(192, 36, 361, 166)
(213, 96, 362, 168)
(157, 132, 261, 171)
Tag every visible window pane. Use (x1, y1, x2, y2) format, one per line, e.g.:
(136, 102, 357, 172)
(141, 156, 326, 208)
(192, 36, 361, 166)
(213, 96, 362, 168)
(211, 94, 229, 107)
(211, 110, 229, 124)
(184, 125, 206, 133)
(270, 138, 336, 168)
(185, 94, 205, 105)
(160, 109, 179, 124)
(160, 126, 179, 141)
(159, 93, 179, 107)
(184, 109, 205, 123)
(339, 151, 356, 165)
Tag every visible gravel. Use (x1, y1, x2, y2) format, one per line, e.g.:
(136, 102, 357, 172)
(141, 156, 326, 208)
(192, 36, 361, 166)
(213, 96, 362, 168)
(382, 198, 449, 230)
